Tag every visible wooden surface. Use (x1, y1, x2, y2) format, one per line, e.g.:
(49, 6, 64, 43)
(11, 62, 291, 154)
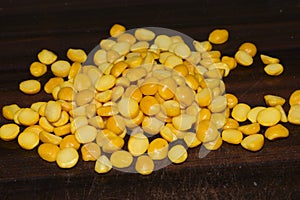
(0, 0, 300, 199)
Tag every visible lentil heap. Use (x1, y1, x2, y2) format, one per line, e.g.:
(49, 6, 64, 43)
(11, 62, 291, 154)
(0, 24, 299, 175)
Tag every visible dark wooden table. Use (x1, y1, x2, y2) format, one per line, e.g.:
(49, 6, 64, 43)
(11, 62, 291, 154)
(0, 0, 299, 199)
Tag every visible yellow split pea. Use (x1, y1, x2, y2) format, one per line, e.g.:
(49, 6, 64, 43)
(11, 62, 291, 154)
(19, 80, 41, 94)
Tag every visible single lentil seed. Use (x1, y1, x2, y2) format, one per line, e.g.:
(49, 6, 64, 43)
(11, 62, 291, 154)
(264, 124, 289, 140)
(135, 155, 154, 175)
(208, 29, 229, 44)
(0, 123, 20, 141)
(19, 80, 41, 94)
(238, 42, 257, 57)
(257, 107, 281, 126)
(94, 155, 112, 174)
(264, 63, 284, 76)
(231, 103, 251, 122)
(30, 62, 47, 77)
(168, 144, 188, 164)
(18, 131, 39, 150)
(38, 143, 60, 162)
(235, 50, 253, 66)
(288, 104, 300, 125)
(222, 129, 243, 144)
(110, 150, 133, 168)
(38, 49, 57, 65)
(241, 134, 264, 152)
(56, 147, 79, 168)
(289, 90, 300, 106)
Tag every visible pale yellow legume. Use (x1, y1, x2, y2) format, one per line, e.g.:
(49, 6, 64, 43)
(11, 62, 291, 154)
(19, 79, 41, 94)
(257, 107, 281, 126)
(44, 77, 64, 94)
(172, 114, 196, 131)
(247, 106, 266, 123)
(155, 35, 172, 51)
(235, 50, 253, 66)
(56, 147, 79, 168)
(221, 56, 237, 70)
(0, 123, 20, 141)
(109, 24, 126, 38)
(241, 134, 264, 152)
(260, 54, 280, 64)
(231, 103, 251, 122)
(195, 88, 212, 107)
(134, 28, 156, 41)
(75, 89, 94, 106)
(208, 29, 229, 44)
(238, 123, 260, 135)
(174, 43, 191, 59)
(18, 108, 39, 126)
(148, 138, 169, 160)
(30, 102, 46, 113)
(38, 143, 60, 162)
(223, 118, 239, 130)
(183, 132, 201, 148)
(39, 131, 62, 145)
(203, 135, 223, 150)
(142, 116, 165, 135)
(264, 94, 286, 106)
(75, 125, 98, 144)
(67, 48, 87, 63)
(176, 86, 195, 108)
(45, 101, 62, 123)
(196, 120, 219, 143)
(95, 155, 112, 174)
(222, 129, 243, 144)
(208, 95, 227, 113)
(111, 42, 131, 56)
(225, 93, 238, 109)
(238, 42, 257, 57)
(168, 144, 188, 164)
(128, 132, 149, 156)
(53, 123, 71, 137)
(125, 67, 147, 82)
(81, 142, 101, 161)
(289, 90, 300, 106)
(193, 40, 212, 53)
(38, 49, 57, 65)
(18, 131, 39, 150)
(23, 125, 43, 136)
(265, 124, 289, 140)
(117, 33, 136, 45)
(30, 62, 47, 77)
(106, 115, 125, 135)
(264, 63, 284, 76)
(274, 105, 288, 123)
(288, 104, 300, 125)
(110, 150, 133, 168)
(39, 116, 54, 132)
(117, 97, 139, 119)
(60, 134, 80, 150)
(51, 60, 71, 78)
(2, 104, 20, 120)
(73, 73, 92, 91)
(135, 155, 154, 175)
(52, 110, 69, 127)
(95, 74, 116, 92)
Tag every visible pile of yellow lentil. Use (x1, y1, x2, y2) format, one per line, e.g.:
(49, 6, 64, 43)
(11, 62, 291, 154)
(0, 24, 299, 175)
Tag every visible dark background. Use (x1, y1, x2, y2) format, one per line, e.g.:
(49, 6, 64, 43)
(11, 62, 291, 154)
(0, 0, 299, 199)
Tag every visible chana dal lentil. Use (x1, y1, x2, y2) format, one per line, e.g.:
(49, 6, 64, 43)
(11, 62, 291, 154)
(0, 24, 298, 175)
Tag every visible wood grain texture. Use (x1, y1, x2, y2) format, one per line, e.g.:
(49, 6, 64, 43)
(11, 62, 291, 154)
(0, 0, 299, 199)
